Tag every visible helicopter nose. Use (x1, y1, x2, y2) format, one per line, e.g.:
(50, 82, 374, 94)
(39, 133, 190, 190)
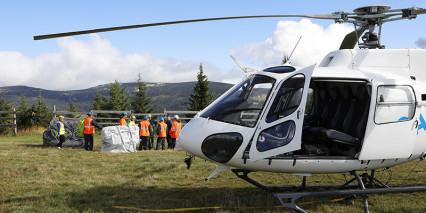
(179, 118, 244, 164)
(178, 118, 204, 157)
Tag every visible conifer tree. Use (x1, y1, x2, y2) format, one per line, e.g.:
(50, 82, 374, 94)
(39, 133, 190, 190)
(68, 98, 78, 118)
(282, 54, 290, 65)
(17, 94, 31, 127)
(30, 92, 52, 127)
(188, 63, 213, 111)
(0, 93, 12, 112)
(0, 93, 13, 134)
(92, 88, 107, 110)
(107, 80, 130, 111)
(131, 73, 153, 113)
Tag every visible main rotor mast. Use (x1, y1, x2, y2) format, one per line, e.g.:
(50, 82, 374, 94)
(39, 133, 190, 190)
(333, 5, 425, 49)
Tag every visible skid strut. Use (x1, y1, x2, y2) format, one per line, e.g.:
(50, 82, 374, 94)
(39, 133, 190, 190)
(232, 169, 360, 192)
(232, 169, 426, 213)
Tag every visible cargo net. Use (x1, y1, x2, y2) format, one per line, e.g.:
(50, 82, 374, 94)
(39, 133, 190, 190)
(42, 118, 84, 148)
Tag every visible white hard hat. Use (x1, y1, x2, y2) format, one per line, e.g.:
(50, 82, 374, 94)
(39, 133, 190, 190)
(174, 115, 179, 119)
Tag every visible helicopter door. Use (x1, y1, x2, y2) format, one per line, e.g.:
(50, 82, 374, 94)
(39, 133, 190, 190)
(249, 65, 315, 161)
(359, 85, 418, 160)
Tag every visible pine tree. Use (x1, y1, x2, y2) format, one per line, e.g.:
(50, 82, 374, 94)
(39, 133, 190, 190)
(0, 93, 12, 112)
(188, 63, 213, 111)
(92, 88, 107, 110)
(131, 73, 153, 113)
(282, 54, 290, 65)
(0, 93, 13, 134)
(17, 94, 31, 127)
(68, 98, 78, 118)
(30, 92, 52, 127)
(107, 80, 130, 111)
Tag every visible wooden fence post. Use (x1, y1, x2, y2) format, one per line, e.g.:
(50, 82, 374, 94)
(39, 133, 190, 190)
(13, 108, 17, 135)
(0, 109, 18, 136)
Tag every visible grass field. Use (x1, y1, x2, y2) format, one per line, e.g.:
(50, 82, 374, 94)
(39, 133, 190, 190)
(1, 134, 425, 213)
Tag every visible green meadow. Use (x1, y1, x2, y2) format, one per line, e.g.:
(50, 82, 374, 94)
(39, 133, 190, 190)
(1, 134, 425, 212)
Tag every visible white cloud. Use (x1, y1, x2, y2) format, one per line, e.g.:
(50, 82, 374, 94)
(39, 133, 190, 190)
(415, 37, 426, 48)
(0, 35, 232, 90)
(231, 19, 354, 67)
(0, 20, 355, 90)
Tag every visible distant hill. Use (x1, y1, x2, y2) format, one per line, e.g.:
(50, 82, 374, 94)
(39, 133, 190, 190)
(0, 82, 233, 112)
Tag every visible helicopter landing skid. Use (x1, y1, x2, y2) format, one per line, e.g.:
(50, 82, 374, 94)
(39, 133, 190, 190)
(231, 169, 426, 213)
(232, 169, 360, 192)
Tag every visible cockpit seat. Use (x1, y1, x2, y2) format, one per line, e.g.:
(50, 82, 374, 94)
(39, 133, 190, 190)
(318, 85, 369, 147)
(319, 129, 359, 146)
(303, 86, 341, 142)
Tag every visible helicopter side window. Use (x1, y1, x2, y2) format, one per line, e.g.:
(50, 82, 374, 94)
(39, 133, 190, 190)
(201, 75, 275, 127)
(375, 85, 416, 124)
(266, 74, 305, 123)
(304, 88, 314, 116)
(257, 121, 296, 152)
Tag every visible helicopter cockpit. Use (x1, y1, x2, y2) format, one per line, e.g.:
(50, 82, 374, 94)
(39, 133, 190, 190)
(201, 74, 275, 127)
(193, 64, 372, 162)
(228, 64, 373, 161)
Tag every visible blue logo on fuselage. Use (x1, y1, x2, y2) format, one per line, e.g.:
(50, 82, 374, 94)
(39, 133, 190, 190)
(398, 117, 408, 121)
(417, 114, 426, 135)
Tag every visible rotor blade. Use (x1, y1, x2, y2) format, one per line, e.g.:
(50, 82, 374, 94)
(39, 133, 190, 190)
(34, 14, 335, 40)
(339, 26, 367, 49)
(418, 8, 426, 14)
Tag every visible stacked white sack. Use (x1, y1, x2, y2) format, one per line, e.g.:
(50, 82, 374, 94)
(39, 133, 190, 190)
(101, 124, 139, 153)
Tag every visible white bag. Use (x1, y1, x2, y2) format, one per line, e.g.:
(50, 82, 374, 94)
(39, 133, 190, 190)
(101, 124, 139, 153)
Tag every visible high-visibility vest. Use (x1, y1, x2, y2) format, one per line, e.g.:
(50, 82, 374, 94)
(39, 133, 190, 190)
(140, 120, 150, 136)
(170, 120, 182, 138)
(129, 120, 136, 125)
(119, 118, 127, 126)
(158, 121, 167, 138)
(83, 116, 95, 134)
(57, 121, 65, 135)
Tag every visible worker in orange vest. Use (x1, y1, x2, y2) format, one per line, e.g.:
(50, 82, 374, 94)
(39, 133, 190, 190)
(119, 112, 128, 126)
(156, 117, 167, 150)
(169, 115, 182, 149)
(83, 112, 103, 151)
(138, 115, 151, 150)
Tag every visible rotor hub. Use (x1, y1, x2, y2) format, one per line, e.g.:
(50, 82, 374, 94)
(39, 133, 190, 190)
(351, 5, 392, 49)
(353, 5, 391, 14)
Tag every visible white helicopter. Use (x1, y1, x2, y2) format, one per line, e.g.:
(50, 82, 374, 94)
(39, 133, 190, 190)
(35, 5, 426, 212)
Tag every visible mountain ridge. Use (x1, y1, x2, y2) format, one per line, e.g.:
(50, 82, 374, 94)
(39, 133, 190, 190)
(0, 82, 233, 112)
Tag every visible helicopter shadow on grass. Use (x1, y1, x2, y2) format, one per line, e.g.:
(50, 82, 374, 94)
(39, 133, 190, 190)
(63, 184, 337, 212)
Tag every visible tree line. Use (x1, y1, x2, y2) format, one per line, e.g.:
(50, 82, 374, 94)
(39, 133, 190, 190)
(0, 63, 213, 134)
(0, 92, 53, 134)
(91, 73, 154, 117)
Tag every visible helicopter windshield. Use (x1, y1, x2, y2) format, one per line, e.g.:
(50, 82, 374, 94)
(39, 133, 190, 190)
(202, 75, 275, 127)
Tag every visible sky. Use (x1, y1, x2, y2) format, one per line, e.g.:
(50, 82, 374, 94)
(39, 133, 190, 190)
(0, 0, 425, 90)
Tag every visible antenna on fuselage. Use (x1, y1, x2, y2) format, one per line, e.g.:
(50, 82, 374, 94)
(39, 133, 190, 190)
(230, 55, 260, 73)
(282, 36, 302, 66)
